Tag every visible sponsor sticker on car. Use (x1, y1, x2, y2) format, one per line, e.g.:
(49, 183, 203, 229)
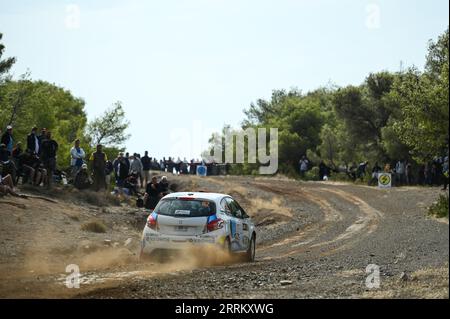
(174, 210, 191, 216)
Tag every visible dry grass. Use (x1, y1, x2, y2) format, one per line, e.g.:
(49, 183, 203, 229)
(81, 220, 108, 233)
(363, 266, 449, 299)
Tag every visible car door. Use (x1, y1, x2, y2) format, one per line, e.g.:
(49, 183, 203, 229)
(225, 198, 245, 251)
(234, 200, 252, 251)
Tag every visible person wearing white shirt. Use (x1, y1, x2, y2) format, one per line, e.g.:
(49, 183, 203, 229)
(70, 139, 86, 178)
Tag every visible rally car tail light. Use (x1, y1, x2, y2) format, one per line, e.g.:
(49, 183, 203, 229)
(147, 214, 158, 230)
(207, 218, 224, 232)
(178, 197, 194, 201)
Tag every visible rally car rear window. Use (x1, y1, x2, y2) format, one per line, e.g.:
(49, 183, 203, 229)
(155, 198, 217, 217)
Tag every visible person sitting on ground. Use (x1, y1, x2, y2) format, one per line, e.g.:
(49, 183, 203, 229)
(0, 163, 24, 197)
(158, 176, 170, 196)
(16, 150, 37, 185)
(1, 125, 14, 153)
(144, 176, 160, 209)
(123, 171, 139, 196)
(74, 164, 92, 190)
(12, 142, 23, 159)
(0, 143, 16, 185)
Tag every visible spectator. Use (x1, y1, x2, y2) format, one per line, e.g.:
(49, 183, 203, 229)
(12, 142, 23, 159)
(40, 131, 58, 189)
(0, 163, 23, 197)
(175, 157, 181, 175)
(417, 164, 425, 185)
(369, 162, 382, 186)
(38, 128, 47, 151)
(405, 162, 414, 185)
(431, 163, 439, 186)
(74, 164, 92, 190)
(347, 162, 358, 181)
(124, 171, 139, 195)
(152, 158, 159, 170)
(16, 150, 37, 185)
(26, 126, 40, 155)
(114, 153, 129, 187)
(318, 160, 330, 181)
(124, 152, 130, 168)
(70, 139, 86, 179)
(299, 156, 309, 178)
(1, 142, 16, 185)
(141, 151, 151, 186)
(442, 156, 449, 191)
(90, 144, 108, 191)
(129, 153, 143, 188)
(105, 160, 113, 186)
(395, 160, 405, 186)
(144, 176, 160, 209)
(167, 157, 174, 174)
(357, 161, 369, 181)
(1, 125, 14, 153)
(424, 162, 432, 186)
(158, 175, 170, 196)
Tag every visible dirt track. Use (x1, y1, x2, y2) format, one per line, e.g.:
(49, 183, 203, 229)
(0, 175, 448, 298)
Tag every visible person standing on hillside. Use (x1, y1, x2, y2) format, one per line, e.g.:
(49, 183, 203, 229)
(90, 144, 108, 191)
(144, 176, 160, 209)
(105, 159, 113, 186)
(357, 161, 369, 181)
(441, 156, 448, 191)
(40, 131, 58, 189)
(299, 156, 309, 178)
(26, 126, 40, 155)
(70, 139, 86, 179)
(395, 160, 405, 186)
(141, 151, 151, 187)
(1, 125, 14, 154)
(129, 153, 143, 188)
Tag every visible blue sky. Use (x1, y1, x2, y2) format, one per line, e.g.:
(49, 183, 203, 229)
(0, 0, 448, 159)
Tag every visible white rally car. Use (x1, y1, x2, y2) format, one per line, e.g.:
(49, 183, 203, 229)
(140, 192, 257, 262)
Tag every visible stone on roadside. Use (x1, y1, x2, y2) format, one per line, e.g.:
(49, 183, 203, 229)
(124, 238, 133, 247)
(280, 280, 293, 286)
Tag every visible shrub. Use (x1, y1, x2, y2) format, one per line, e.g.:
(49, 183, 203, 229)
(81, 220, 107, 233)
(428, 194, 449, 218)
(305, 166, 320, 181)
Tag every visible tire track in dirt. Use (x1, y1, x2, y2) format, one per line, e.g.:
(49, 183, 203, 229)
(252, 182, 384, 259)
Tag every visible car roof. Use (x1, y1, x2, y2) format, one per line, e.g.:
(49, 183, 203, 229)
(163, 192, 229, 201)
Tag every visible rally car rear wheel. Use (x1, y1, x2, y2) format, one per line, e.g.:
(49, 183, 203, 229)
(246, 234, 256, 262)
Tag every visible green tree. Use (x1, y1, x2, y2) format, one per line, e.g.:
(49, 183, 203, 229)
(86, 101, 130, 147)
(0, 32, 15, 80)
(390, 28, 449, 160)
(0, 80, 88, 168)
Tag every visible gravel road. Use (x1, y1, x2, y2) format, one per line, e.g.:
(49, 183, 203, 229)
(0, 175, 448, 298)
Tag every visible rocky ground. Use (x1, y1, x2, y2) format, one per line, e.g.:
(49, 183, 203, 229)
(0, 174, 448, 299)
